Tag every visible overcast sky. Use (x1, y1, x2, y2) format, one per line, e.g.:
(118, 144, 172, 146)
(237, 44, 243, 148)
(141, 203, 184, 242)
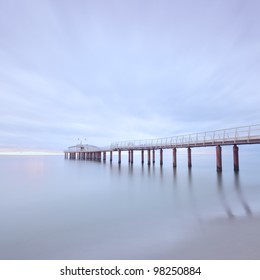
(0, 0, 260, 152)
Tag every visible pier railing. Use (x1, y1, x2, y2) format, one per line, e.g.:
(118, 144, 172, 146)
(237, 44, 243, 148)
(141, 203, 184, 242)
(110, 124, 260, 150)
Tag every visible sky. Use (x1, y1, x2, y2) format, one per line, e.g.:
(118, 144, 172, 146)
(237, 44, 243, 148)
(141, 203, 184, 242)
(0, 0, 260, 152)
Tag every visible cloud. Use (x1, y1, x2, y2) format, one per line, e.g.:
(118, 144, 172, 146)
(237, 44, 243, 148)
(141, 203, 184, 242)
(0, 0, 260, 151)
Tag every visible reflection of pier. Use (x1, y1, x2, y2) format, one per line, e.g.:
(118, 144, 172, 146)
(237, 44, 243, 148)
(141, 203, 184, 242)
(217, 172, 252, 218)
(64, 124, 260, 172)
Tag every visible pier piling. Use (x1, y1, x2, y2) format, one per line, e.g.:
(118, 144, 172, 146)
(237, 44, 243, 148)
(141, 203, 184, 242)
(118, 150, 121, 164)
(188, 147, 192, 168)
(216, 145, 222, 172)
(152, 149, 155, 164)
(147, 149, 151, 165)
(160, 149, 163, 165)
(173, 147, 177, 168)
(130, 150, 133, 164)
(233, 144, 239, 172)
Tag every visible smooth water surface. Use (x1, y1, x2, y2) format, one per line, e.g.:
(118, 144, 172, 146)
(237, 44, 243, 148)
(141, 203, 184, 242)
(0, 149, 260, 259)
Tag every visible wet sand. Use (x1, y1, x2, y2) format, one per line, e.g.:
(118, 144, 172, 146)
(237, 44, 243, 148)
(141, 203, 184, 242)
(155, 215, 260, 260)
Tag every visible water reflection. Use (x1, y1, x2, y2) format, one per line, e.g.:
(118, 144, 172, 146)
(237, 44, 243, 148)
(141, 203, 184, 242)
(217, 173, 235, 218)
(216, 171, 254, 219)
(172, 168, 177, 185)
(233, 172, 252, 216)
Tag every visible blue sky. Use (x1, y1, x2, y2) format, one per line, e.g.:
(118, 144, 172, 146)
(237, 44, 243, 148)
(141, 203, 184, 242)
(0, 0, 260, 152)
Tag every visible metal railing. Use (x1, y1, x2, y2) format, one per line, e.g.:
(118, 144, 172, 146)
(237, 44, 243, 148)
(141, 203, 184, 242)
(110, 124, 260, 150)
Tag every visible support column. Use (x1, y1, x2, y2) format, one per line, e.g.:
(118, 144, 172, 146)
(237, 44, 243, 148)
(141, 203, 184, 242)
(118, 150, 121, 164)
(128, 150, 131, 164)
(130, 150, 133, 164)
(160, 149, 163, 165)
(216, 145, 222, 172)
(173, 147, 177, 168)
(188, 147, 192, 168)
(110, 151, 113, 162)
(141, 150, 144, 164)
(103, 151, 106, 162)
(152, 149, 155, 164)
(233, 144, 239, 172)
(147, 149, 151, 165)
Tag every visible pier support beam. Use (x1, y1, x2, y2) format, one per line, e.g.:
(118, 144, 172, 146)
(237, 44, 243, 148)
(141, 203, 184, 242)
(188, 147, 192, 168)
(128, 150, 131, 164)
(160, 149, 163, 165)
(130, 150, 133, 164)
(141, 150, 144, 164)
(216, 145, 222, 172)
(152, 149, 155, 164)
(103, 151, 106, 162)
(118, 150, 121, 164)
(173, 147, 177, 168)
(147, 149, 151, 165)
(233, 144, 239, 172)
(110, 151, 113, 162)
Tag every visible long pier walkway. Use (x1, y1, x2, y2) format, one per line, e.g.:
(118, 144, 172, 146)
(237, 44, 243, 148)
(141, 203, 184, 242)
(64, 124, 260, 172)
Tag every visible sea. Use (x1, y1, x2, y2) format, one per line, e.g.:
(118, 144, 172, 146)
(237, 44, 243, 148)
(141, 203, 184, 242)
(0, 146, 260, 260)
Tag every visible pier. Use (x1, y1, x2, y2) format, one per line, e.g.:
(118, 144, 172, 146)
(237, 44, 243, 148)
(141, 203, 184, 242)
(64, 124, 260, 172)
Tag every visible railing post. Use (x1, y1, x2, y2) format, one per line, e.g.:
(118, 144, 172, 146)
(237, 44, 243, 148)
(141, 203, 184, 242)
(248, 126, 251, 142)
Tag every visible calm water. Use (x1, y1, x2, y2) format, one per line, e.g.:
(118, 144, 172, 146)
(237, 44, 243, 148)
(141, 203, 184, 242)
(0, 148, 260, 259)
